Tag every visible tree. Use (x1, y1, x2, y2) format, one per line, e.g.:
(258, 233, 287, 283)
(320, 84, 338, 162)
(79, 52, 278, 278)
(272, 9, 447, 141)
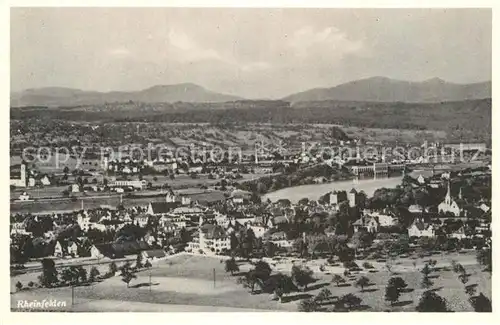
(254, 260, 272, 281)
(416, 291, 448, 312)
(469, 293, 492, 312)
(298, 298, 319, 312)
(136, 253, 143, 269)
(60, 267, 76, 285)
(465, 284, 476, 297)
(109, 262, 118, 275)
(388, 277, 408, 290)
(385, 284, 401, 306)
(355, 276, 370, 292)
(264, 241, 277, 257)
(89, 266, 100, 282)
(291, 265, 314, 290)
(421, 275, 433, 289)
(458, 272, 469, 285)
(15, 281, 23, 292)
(39, 258, 58, 288)
(315, 288, 332, 303)
(77, 266, 87, 283)
(271, 273, 296, 302)
(476, 248, 492, 272)
(225, 257, 239, 276)
(421, 264, 431, 277)
(337, 293, 362, 311)
(120, 265, 137, 288)
(144, 260, 152, 268)
(28, 281, 34, 288)
(238, 270, 261, 294)
(332, 274, 346, 286)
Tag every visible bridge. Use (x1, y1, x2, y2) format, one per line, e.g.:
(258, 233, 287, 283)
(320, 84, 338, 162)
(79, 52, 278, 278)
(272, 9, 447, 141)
(349, 163, 406, 178)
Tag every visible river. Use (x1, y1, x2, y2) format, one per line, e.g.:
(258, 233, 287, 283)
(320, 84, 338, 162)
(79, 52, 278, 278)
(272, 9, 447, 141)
(262, 176, 403, 203)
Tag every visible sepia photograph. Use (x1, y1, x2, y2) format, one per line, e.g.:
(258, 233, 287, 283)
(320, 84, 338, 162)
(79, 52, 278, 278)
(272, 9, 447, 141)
(7, 5, 493, 315)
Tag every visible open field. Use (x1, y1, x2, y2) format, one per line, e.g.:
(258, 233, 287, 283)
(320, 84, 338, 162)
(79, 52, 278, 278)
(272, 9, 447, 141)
(11, 252, 490, 312)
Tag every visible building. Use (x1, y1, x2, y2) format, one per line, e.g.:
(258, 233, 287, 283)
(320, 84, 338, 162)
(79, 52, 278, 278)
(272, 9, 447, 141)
(10, 163, 27, 187)
(408, 219, 435, 238)
(353, 216, 379, 233)
(71, 184, 80, 193)
(438, 182, 462, 216)
(147, 202, 180, 216)
(348, 188, 358, 207)
(329, 190, 347, 206)
(54, 241, 64, 257)
(91, 241, 150, 259)
(109, 180, 146, 190)
(141, 249, 167, 262)
(188, 216, 230, 254)
(18, 192, 31, 201)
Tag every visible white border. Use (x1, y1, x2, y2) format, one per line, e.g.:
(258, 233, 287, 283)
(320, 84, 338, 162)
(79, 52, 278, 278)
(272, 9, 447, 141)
(1, 2, 497, 325)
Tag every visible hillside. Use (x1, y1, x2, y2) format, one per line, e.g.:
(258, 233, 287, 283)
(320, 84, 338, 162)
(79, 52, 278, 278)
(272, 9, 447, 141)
(10, 83, 243, 107)
(283, 77, 491, 103)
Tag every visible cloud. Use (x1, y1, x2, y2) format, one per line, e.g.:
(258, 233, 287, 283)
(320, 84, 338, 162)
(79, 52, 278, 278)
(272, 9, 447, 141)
(287, 26, 365, 60)
(167, 29, 222, 63)
(107, 47, 132, 58)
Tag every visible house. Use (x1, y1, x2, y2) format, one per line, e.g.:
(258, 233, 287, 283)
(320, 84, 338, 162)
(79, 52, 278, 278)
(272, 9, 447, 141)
(147, 202, 180, 216)
(188, 217, 230, 254)
(230, 189, 252, 204)
(91, 241, 150, 259)
(408, 219, 435, 238)
(248, 223, 267, 238)
(71, 183, 80, 193)
(353, 216, 379, 233)
(141, 249, 167, 262)
(225, 219, 243, 235)
(144, 233, 156, 246)
(408, 205, 424, 214)
(438, 182, 462, 216)
(479, 203, 490, 213)
(10, 163, 27, 187)
(363, 210, 396, 227)
(40, 175, 51, 186)
(135, 214, 149, 227)
(28, 177, 36, 187)
(270, 231, 287, 241)
(68, 242, 79, 257)
(450, 226, 467, 240)
(18, 192, 31, 201)
(329, 190, 347, 207)
(54, 241, 64, 257)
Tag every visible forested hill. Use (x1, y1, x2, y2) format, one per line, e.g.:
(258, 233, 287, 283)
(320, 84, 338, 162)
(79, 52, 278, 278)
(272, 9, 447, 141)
(10, 98, 491, 142)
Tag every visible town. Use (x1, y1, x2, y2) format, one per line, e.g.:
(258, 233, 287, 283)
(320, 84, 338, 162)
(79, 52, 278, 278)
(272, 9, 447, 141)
(9, 6, 492, 315)
(10, 140, 492, 311)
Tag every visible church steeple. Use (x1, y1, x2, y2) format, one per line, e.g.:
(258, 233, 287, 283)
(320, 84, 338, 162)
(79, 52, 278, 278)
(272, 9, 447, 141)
(445, 181, 451, 204)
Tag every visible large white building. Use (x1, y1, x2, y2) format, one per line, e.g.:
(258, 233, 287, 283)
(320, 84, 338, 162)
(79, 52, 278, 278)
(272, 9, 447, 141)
(188, 216, 230, 254)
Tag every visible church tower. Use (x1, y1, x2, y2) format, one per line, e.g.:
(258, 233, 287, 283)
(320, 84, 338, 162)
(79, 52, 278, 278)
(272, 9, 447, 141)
(445, 181, 452, 205)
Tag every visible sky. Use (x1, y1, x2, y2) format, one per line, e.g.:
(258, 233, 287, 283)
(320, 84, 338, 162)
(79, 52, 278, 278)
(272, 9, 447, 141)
(10, 8, 492, 99)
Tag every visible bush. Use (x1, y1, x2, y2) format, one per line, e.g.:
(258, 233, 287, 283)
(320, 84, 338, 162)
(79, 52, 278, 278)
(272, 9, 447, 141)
(362, 262, 374, 269)
(15, 281, 23, 291)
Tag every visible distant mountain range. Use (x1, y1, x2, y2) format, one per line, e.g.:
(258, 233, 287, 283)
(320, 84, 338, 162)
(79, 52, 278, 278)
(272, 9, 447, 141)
(282, 77, 491, 103)
(11, 77, 492, 107)
(10, 83, 242, 107)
